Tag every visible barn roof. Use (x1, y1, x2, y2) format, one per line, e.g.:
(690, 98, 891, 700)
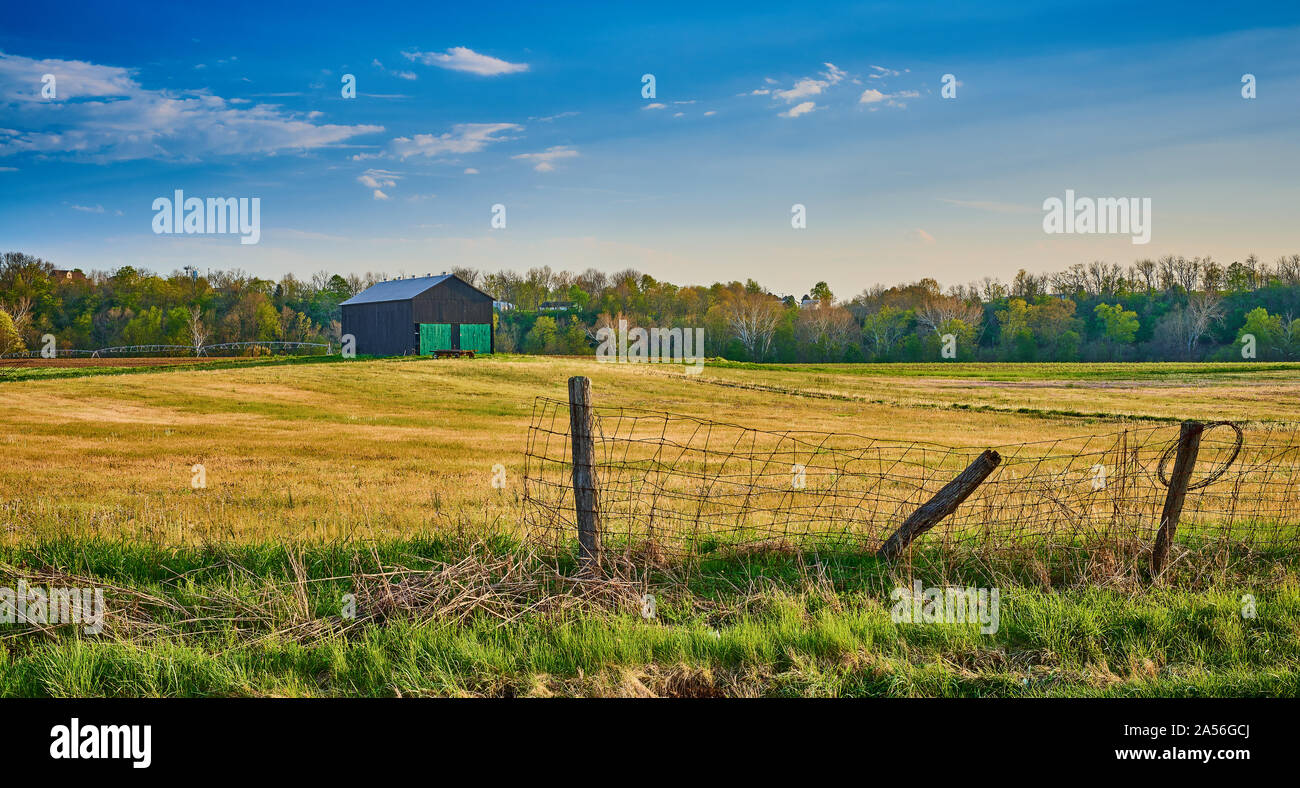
(340, 274, 457, 306)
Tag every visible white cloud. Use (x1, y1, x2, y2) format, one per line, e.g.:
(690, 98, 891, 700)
(402, 47, 528, 76)
(357, 168, 401, 189)
(860, 87, 918, 108)
(0, 52, 382, 162)
(386, 122, 521, 159)
(512, 145, 578, 172)
(911, 228, 936, 244)
(68, 202, 104, 213)
(770, 62, 848, 106)
(775, 78, 828, 103)
(531, 111, 579, 122)
(704, 110, 716, 116)
(463, 167, 479, 174)
(357, 168, 401, 199)
(642, 102, 666, 110)
(821, 63, 847, 84)
(780, 101, 816, 118)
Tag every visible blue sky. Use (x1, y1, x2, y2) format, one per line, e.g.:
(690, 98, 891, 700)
(2, 1, 1299, 298)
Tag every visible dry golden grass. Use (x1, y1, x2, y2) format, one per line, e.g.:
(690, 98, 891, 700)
(1, 355, 1297, 544)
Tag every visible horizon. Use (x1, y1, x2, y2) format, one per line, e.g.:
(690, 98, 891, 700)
(3, 1, 1299, 298)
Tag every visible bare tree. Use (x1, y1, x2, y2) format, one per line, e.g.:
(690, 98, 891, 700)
(861, 306, 909, 356)
(795, 304, 857, 351)
(978, 277, 1007, 301)
(1275, 255, 1300, 286)
(1202, 260, 1224, 294)
(1132, 258, 1157, 292)
(1011, 270, 1048, 299)
(1172, 256, 1202, 292)
(1175, 292, 1224, 358)
(1156, 255, 1178, 291)
(575, 268, 609, 298)
(915, 295, 983, 336)
(450, 267, 480, 287)
(1086, 261, 1124, 296)
(187, 307, 208, 356)
(724, 291, 782, 360)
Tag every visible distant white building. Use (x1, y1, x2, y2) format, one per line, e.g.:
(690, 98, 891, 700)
(494, 300, 515, 312)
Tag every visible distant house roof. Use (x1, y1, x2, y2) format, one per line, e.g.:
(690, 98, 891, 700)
(340, 274, 494, 306)
(539, 300, 577, 310)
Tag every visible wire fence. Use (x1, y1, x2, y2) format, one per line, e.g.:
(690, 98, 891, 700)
(523, 394, 1300, 566)
(1, 341, 332, 359)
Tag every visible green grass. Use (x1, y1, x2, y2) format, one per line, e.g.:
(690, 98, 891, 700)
(2, 538, 1296, 697)
(705, 359, 1300, 382)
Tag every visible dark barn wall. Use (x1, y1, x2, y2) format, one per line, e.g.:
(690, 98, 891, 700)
(410, 278, 493, 325)
(342, 300, 414, 355)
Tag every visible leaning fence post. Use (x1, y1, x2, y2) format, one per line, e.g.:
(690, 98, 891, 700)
(877, 449, 1002, 562)
(1150, 420, 1204, 577)
(568, 376, 602, 569)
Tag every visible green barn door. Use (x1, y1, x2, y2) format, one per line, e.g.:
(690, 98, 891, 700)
(419, 323, 451, 354)
(459, 323, 492, 354)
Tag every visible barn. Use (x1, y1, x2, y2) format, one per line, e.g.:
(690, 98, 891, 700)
(340, 274, 495, 356)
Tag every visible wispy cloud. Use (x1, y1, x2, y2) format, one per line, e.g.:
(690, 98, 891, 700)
(859, 87, 918, 109)
(512, 145, 578, 172)
(530, 111, 579, 122)
(0, 53, 382, 163)
(402, 47, 528, 76)
(383, 122, 521, 160)
(357, 168, 401, 199)
(938, 198, 1037, 215)
(372, 59, 417, 81)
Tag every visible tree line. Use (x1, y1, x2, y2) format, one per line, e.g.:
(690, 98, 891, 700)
(2, 251, 1299, 362)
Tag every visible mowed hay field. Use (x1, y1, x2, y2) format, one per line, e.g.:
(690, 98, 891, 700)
(2, 356, 1300, 697)
(3, 355, 1299, 544)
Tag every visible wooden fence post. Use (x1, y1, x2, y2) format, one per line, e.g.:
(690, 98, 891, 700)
(568, 376, 602, 569)
(1150, 420, 1204, 577)
(877, 449, 1002, 562)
